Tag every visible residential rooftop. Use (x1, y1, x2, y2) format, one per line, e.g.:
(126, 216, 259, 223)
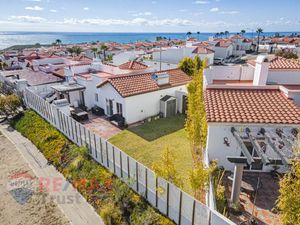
(97, 68, 191, 97)
(205, 87, 300, 124)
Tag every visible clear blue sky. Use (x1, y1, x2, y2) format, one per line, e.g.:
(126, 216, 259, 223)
(0, 0, 299, 32)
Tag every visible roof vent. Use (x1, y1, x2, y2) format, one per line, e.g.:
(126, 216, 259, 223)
(151, 72, 170, 86)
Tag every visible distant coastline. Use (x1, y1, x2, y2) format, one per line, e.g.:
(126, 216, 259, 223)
(0, 31, 299, 50)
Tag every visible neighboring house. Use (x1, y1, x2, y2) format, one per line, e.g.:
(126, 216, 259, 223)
(96, 68, 191, 124)
(204, 55, 300, 106)
(152, 46, 214, 65)
(210, 40, 234, 59)
(204, 86, 300, 172)
(113, 50, 145, 65)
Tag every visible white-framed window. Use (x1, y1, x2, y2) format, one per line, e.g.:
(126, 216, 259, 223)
(95, 93, 99, 102)
(116, 102, 123, 116)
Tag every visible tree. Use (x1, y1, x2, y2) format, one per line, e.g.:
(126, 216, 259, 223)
(193, 55, 202, 71)
(90, 47, 98, 58)
(152, 147, 183, 187)
(67, 46, 83, 56)
(240, 30, 246, 36)
(185, 63, 207, 156)
(220, 32, 225, 38)
(178, 57, 196, 76)
(55, 39, 62, 46)
(224, 31, 229, 38)
(197, 31, 200, 40)
(100, 44, 109, 61)
(277, 137, 300, 225)
(0, 94, 21, 118)
(256, 27, 263, 52)
(189, 161, 211, 200)
(276, 49, 298, 59)
(186, 31, 192, 38)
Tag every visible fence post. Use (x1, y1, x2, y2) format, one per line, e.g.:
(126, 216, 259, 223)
(94, 134, 97, 159)
(120, 151, 123, 178)
(112, 146, 116, 173)
(99, 138, 103, 163)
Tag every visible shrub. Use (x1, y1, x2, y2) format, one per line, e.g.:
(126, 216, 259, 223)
(12, 110, 174, 224)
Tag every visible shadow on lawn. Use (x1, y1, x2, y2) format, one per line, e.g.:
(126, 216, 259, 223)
(128, 115, 186, 142)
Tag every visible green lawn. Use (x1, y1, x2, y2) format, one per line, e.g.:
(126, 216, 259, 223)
(109, 115, 193, 194)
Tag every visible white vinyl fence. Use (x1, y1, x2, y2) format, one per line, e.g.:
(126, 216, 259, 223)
(23, 87, 235, 225)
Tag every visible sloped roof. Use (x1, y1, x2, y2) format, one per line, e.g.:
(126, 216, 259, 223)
(269, 57, 300, 70)
(192, 46, 215, 54)
(205, 88, 300, 124)
(97, 68, 191, 97)
(118, 61, 148, 70)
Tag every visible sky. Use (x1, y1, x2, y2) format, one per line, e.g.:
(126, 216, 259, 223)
(0, 0, 299, 33)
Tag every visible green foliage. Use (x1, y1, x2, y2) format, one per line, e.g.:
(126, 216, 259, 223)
(152, 147, 183, 187)
(185, 66, 207, 155)
(0, 94, 21, 117)
(12, 110, 173, 225)
(276, 50, 298, 59)
(100, 202, 125, 225)
(178, 57, 196, 76)
(211, 164, 228, 215)
(189, 161, 211, 199)
(67, 46, 83, 56)
(278, 138, 300, 225)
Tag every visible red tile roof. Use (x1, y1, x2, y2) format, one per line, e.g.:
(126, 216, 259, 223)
(205, 88, 300, 124)
(118, 61, 148, 70)
(269, 57, 300, 70)
(192, 46, 215, 54)
(215, 40, 232, 48)
(97, 68, 191, 97)
(247, 57, 300, 70)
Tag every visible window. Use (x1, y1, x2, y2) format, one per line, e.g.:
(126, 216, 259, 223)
(95, 93, 99, 102)
(116, 102, 123, 116)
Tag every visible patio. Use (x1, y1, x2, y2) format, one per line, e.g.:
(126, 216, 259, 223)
(223, 172, 281, 225)
(81, 112, 122, 140)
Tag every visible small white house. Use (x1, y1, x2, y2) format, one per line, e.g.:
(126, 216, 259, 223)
(96, 68, 191, 124)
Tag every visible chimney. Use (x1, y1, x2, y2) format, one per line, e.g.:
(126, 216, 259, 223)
(151, 72, 170, 86)
(64, 66, 75, 83)
(53, 99, 70, 116)
(253, 55, 270, 86)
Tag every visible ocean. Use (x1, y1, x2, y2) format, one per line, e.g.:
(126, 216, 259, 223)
(0, 31, 298, 50)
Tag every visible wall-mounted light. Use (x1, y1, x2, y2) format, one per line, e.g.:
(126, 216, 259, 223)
(224, 137, 230, 147)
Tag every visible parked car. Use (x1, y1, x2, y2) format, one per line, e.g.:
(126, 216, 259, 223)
(214, 58, 225, 65)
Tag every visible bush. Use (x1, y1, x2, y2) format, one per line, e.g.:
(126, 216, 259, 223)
(12, 110, 174, 225)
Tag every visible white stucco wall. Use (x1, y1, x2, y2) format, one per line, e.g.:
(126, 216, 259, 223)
(152, 47, 214, 65)
(204, 65, 254, 84)
(124, 85, 188, 124)
(206, 123, 297, 172)
(212, 45, 233, 59)
(268, 70, 300, 84)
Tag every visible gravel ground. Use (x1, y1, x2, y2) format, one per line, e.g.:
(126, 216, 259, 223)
(0, 134, 70, 225)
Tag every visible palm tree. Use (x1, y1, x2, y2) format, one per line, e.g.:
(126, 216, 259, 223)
(220, 32, 225, 38)
(241, 30, 246, 36)
(67, 47, 75, 56)
(100, 44, 108, 61)
(90, 47, 98, 58)
(55, 39, 62, 46)
(256, 28, 263, 53)
(197, 31, 200, 40)
(224, 31, 229, 38)
(186, 31, 192, 38)
(74, 47, 83, 56)
(214, 32, 220, 39)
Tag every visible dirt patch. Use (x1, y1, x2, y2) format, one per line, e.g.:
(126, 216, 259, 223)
(0, 135, 70, 225)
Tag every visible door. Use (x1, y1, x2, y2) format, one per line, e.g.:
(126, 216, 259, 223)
(166, 99, 176, 117)
(106, 99, 113, 115)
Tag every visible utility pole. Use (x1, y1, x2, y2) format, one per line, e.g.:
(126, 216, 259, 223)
(159, 42, 162, 71)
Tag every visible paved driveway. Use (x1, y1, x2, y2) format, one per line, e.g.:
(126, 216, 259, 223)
(82, 113, 121, 140)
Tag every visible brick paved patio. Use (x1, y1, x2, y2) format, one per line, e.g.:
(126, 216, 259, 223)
(223, 172, 281, 225)
(81, 113, 121, 140)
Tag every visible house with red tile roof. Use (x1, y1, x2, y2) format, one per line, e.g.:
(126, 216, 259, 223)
(204, 55, 300, 106)
(204, 85, 300, 172)
(152, 45, 215, 65)
(95, 68, 191, 124)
